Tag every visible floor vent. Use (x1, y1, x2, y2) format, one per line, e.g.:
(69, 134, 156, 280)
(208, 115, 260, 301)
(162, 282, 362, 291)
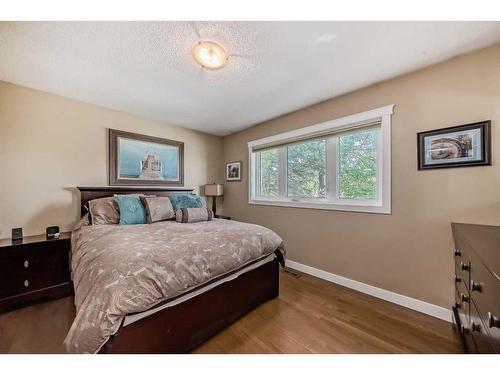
(283, 268, 302, 278)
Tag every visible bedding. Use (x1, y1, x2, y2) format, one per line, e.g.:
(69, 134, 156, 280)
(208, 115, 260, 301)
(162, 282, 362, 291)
(140, 196, 175, 223)
(169, 193, 204, 210)
(175, 207, 213, 223)
(88, 197, 120, 225)
(114, 195, 147, 224)
(64, 217, 284, 353)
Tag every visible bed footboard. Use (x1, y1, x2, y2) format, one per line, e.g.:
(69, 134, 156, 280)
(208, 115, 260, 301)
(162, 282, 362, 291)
(98, 258, 279, 353)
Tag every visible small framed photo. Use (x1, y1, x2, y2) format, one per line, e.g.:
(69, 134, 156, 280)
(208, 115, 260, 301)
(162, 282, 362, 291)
(417, 121, 491, 170)
(226, 161, 242, 181)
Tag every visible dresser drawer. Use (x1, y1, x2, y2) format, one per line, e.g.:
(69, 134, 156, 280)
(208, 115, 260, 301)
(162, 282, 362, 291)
(455, 286, 469, 330)
(464, 247, 500, 323)
(469, 265, 500, 353)
(451, 223, 500, 354)
(455, 287, 475, 352)
(0, 248, 70, 298)
(454, 263, 468, 291)
(470, 300, 496, 353)
(453, 238, 472, 290)
(455, 274, 470, 312)
(484, 311, 500, 353)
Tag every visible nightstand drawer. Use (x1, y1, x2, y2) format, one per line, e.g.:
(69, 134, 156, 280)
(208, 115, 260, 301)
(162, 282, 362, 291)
(0, 251, 70, 298)
(0, 233, 72, 313)
(0, 252, 62, 276)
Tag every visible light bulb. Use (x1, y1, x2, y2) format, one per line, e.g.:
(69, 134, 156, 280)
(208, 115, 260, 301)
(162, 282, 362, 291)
(192, 41, 227, 70)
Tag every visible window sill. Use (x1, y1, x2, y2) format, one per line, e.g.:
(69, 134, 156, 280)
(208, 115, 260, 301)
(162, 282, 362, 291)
(248, 199, 391, 214)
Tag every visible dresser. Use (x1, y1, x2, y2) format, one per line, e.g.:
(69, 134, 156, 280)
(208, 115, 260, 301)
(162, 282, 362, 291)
(0, 232, 72, 313)
(452, 223, 500, 353)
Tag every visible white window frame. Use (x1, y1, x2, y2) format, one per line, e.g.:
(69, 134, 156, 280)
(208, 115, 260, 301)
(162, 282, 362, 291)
(248, 105, 394, 214)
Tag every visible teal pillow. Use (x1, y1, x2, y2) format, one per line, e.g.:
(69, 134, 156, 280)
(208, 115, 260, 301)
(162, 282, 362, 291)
(169, 194, 204, 211)
(114, 195, 147, 225)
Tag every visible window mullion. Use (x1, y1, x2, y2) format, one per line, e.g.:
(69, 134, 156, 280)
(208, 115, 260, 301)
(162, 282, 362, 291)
(326, 137, 337, 202)
(255, 152, 261, 198)
(376, 128, 383, 204)
(278, 147, 287, 199)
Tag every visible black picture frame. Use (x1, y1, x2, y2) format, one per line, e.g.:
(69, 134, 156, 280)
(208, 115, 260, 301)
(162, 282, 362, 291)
(417, 121, 491, 170)
(226, 161, 242, 181)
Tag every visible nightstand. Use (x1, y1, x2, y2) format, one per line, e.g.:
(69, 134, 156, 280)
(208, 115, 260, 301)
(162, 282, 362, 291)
(0, 232, 72, 313)
(214, 214, 231, 220)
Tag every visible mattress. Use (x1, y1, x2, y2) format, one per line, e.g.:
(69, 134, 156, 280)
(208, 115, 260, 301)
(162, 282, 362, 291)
(123, 252, 276, 326)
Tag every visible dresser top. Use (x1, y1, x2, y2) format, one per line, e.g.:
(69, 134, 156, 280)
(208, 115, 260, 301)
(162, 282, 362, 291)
(0, 232, 71, 248)
(452, 223, 500, 280)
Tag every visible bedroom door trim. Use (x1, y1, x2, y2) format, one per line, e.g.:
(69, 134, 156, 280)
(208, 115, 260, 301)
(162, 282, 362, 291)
(286, 260, 452, 323)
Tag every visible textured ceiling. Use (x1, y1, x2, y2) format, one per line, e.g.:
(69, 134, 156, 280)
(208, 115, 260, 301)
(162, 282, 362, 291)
(1, 21, 499, 135)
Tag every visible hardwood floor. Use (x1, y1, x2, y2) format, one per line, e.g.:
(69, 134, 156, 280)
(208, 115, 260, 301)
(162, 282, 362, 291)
(0, 268, 460, 354)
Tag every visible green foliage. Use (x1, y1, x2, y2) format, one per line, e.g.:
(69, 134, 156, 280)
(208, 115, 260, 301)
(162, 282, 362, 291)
(257, 129, 378, 200)
(287, 140, 326, 198)
(338, 130, 377, 199)
(260, 148, 279, 196)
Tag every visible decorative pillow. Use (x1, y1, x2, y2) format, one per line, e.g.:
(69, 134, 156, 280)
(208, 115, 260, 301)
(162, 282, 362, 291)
(114, 195, 147, 225)
(88, 197, 120, 225)
(74, 213, 90, 230)
(140, 196, 175, 223)
(169, 194, 204, 211)
(176, 207, 213, 223)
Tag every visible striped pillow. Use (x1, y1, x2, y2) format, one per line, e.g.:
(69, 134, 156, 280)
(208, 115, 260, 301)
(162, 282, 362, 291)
(175, 207, 213, 223)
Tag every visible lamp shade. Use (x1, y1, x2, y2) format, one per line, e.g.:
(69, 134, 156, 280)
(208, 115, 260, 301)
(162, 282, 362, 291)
(205, 183, 223, 197)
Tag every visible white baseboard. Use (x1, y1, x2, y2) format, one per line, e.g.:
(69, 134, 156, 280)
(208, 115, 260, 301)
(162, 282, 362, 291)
(286, 260, 452, 323)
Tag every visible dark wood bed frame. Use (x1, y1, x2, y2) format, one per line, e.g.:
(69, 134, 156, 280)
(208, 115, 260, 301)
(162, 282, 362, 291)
(77, 187, 280, 354)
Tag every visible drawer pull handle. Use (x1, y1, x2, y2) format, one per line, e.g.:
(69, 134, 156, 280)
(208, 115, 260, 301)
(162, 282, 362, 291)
(24, 279, 29, 287)
(471, 280, 482, 292)
(471, 322, 481, 332)
(460, 293, 469, 303)
(24, 260, 29, 268)
(460, 262, 470, 271)
(454, 275, 461, 283)
(488, 312, 500, 329)
(454, 249, 462, 257)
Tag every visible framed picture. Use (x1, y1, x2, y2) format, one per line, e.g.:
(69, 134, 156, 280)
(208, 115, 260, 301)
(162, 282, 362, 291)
(417, 121, 491, 170)
(226, 161, 242, 181)
(109, 129, 184, 186)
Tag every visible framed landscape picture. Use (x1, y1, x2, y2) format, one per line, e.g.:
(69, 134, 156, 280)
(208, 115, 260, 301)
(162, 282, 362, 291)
(417, 121, 491, 170)
(109, 129, 184, 186)
(226, 161, 242, 181)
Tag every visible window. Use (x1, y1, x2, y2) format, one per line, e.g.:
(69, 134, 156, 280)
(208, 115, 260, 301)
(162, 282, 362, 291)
(287, 139, 326, 198)
(259, 148, 279, 197)
(338, 128, 378, 200)
(248, 105, 393, 214)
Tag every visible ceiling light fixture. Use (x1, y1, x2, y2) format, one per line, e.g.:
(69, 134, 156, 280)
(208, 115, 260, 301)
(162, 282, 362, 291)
(192, 41, 228, 70)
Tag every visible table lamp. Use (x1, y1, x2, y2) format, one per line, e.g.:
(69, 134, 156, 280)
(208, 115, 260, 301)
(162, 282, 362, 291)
(204, 183, 224, 215)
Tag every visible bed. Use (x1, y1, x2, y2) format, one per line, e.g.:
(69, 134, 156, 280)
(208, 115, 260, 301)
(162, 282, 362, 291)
(65, 187, 284, 354)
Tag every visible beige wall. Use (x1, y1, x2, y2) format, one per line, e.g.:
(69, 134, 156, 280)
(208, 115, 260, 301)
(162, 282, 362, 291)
(0, 82, 224, 239)
(222, 44, 500, 308)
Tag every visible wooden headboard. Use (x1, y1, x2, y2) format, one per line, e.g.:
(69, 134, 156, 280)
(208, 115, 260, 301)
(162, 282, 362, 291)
(77, 186, 195, 217)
